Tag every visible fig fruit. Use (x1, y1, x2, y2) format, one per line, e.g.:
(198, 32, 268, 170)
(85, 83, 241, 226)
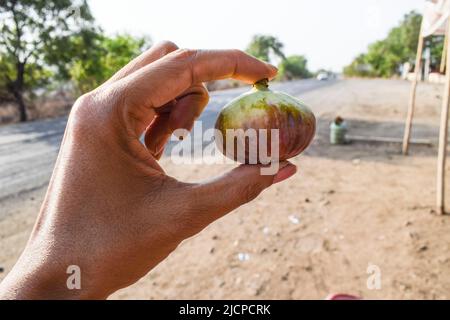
(214, 79, 316, 164)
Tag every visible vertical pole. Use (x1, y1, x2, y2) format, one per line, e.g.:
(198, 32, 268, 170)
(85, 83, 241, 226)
(424, 48, 431, 82)
(402, 29, 425, 155)
(441, 30, 449, 74)
(437, 21, 450, 215)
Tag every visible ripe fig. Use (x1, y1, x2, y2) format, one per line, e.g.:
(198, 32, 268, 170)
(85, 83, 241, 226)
(214, 79, 316, 164)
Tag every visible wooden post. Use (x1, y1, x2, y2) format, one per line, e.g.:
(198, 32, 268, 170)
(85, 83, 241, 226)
(437, 22, 450, 215)
(441, 30, 449, 74)
(402, 30, 425, 155)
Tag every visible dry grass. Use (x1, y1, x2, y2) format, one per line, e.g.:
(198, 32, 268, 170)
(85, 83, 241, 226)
(0, 97, 74, 125)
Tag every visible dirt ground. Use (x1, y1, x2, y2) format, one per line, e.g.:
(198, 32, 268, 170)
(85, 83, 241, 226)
(1, 79, 450, 299)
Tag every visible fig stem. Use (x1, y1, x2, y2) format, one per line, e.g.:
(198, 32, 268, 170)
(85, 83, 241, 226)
(253, 78, 270, 91)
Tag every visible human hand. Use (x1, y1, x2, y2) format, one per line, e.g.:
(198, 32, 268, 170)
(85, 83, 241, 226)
(0, 41, 297, 299)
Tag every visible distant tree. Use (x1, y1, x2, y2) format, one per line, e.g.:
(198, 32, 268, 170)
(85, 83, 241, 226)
(343, 11, 442, 78)
(0, 54, 16, 103)
(278, 55, 311, 80)
(386, 11, 423, 64)
(426, 35, 444, 70)
(0, 0, 94, 121)
(43, 28, 101, 83)
(364, 40, 397, 77)
(67, 33, 151, 93)
(246, 34, 285, 63)
(343, 54, 372, 77)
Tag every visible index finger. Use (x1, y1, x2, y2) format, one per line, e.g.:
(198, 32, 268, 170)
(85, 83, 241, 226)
(112, 49, 277, 134)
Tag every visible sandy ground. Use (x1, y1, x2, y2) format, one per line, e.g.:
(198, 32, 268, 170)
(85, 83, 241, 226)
(1, 79, 450, 299)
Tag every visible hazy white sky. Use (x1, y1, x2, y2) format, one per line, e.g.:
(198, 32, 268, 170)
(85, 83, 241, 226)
(89, 0, 426, 72)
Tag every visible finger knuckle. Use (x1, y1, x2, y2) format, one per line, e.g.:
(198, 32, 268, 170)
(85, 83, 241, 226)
(200, 86, 210, 104)
(68, 90, 118, 140)
(173, 48, 197, 60)
(68, 93, 97, 131)
(158, 40, 179, 53)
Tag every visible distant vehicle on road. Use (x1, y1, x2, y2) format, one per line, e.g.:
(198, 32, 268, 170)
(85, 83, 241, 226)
(317, 72, 329, 81)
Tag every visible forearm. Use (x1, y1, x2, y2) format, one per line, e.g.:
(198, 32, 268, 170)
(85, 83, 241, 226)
(0, 249, 108, 300)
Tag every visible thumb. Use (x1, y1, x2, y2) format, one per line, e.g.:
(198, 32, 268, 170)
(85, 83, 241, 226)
(189, 161, 297, 224)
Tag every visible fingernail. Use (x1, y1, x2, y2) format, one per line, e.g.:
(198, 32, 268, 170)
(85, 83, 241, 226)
(152, 139, 166, 155)
(273, 163, 297, 184)
(149, 133, 170, 156)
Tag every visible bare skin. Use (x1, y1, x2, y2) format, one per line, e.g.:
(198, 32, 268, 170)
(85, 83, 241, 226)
(0, 42, 297, 299)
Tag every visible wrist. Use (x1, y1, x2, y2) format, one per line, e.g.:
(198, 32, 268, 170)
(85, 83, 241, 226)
(0, 250, 109, 300)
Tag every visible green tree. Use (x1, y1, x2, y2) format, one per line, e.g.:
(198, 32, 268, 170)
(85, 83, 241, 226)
(427, 35, 444, 69)
(43, 28, 101, 83)
(0, 0, 94, 121)
(364, 40, 397, 77)
(278, 55, 311, 80)
(68, 34, 151, 94)
(343, 11, 435, 78)
(343, 54, 372, 77)
(246, 34, 285, 63)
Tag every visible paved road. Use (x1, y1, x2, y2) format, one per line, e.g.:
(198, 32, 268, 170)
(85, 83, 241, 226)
(0, 79, 337, 200)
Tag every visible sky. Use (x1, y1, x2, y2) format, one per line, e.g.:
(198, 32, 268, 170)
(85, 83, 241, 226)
(88, 0, 426, 72)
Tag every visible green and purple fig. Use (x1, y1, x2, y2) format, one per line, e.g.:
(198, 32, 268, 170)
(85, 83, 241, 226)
(214, 79, 316, 164)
